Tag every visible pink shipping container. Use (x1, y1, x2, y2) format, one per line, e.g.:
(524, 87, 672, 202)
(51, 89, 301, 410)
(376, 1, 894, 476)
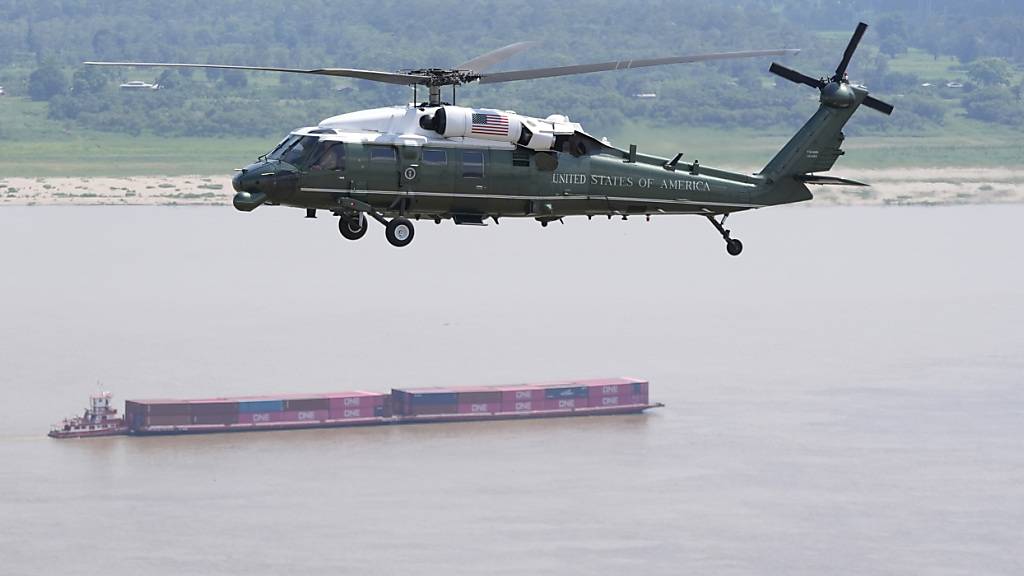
(499, 400, 538, 412)
(327, 393, 386, 411)
(457, 402, 501, 414)
(589, 395, 642, 408)
(544, 398, 588, 410)
(238, 410, 329, 424)
(588, 384, 631, 397)
(500, 389, 546, 403)
(278, 409, 329, 423)
(328, 407, 375, 420)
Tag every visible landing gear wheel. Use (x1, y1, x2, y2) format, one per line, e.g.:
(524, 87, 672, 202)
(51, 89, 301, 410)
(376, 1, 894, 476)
(705, 213, 744, 257)
(338, 214, 367, 241)
(385, 217, 415, 247)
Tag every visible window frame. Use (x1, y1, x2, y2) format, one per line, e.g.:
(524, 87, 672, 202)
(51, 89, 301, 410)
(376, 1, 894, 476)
(421, 148, 448, 166)
(462, 150, 485, 179)
(308, 141, 346, 172)
(368, 146, 398, 163)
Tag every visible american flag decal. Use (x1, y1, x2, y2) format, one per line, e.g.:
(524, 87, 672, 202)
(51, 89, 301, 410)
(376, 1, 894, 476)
(471, 113, 509, 136)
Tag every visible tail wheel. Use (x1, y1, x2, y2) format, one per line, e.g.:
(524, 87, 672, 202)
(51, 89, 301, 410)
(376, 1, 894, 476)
(385, 217, 415, 247)
(338, 214, 367, 240)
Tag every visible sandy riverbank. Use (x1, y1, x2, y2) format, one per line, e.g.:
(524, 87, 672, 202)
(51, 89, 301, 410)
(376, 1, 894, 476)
(1, 167, 1022, 207)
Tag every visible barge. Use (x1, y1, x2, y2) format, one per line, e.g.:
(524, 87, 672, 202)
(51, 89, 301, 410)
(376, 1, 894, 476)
(50, 377, 661, 438)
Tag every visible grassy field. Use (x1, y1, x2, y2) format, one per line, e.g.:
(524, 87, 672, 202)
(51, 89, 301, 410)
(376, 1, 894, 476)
(0, 98, 269, 177)
(2, 95, 1021, 177)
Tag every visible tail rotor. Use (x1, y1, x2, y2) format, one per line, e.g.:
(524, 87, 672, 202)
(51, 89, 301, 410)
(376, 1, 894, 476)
(769, 22, 893, 115)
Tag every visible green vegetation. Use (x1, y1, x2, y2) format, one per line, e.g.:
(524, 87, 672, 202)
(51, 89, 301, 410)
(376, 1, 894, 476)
(0, 0, 1021, 176)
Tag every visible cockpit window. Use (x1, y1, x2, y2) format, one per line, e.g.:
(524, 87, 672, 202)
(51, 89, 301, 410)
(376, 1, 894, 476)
(267, 135, 319, 166)
(266, 135, 301, 161)
(308, 141, 346, 172)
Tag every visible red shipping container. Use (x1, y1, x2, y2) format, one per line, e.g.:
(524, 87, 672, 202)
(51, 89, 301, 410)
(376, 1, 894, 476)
(284, 398, 330, 411)
(457, 402, 500, 414)
(146, 403, 192, 416)
(190, 402, 239, 415)
(145, 414, 191, 426)
(192, 413, 236, 425)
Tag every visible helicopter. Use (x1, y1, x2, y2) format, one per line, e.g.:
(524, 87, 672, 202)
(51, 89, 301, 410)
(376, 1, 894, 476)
(86, 22, 891, 255)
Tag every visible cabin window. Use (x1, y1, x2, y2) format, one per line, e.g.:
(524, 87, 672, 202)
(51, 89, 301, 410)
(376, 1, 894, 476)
(462, 150, 484, 178)
(369, 146, 397, 162)
(422, 149, 447, 165)
(308, 142, 345, 171)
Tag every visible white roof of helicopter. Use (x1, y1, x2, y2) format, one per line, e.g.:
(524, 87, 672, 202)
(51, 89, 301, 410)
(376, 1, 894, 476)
(297, 104, 581, 149)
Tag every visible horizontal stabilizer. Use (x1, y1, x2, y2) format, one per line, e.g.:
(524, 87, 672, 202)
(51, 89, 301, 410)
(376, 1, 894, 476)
(796, 174, 869, 186)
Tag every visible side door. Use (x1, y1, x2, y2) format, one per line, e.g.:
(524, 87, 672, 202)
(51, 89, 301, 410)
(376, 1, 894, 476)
(411, 147, 455, 215)
(302, 140, 349, 193)
(452, 149, 490, 216)
(364, 144, 400, 194)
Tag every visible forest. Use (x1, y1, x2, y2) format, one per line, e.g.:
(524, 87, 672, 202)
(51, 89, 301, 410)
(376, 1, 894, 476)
(0, 0, 1022, 138)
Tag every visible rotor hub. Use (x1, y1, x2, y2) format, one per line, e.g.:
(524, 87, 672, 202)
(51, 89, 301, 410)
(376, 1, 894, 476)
(400, 68, 480, 87)
(820, 81, 856, 108)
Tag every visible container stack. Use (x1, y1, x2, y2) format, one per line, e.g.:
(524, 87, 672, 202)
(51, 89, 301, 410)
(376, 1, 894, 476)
(391, 378, 649, 418)
(115, 378, 653, 435)
(125, 391, 390, 432)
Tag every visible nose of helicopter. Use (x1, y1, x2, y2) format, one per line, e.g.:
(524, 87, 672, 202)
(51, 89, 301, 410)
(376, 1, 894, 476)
(232, 169, 267, 212)
(232, 161, 297, 212)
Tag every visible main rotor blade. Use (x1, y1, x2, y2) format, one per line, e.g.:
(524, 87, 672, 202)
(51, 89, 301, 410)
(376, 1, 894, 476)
(457, 41, 538, 72)
(835, 22, 868, 79)
(83, 62, 430, 86)
(475, 49, 799, 84)
(862, 94, 894, 115)
(769, 62, 825, 88)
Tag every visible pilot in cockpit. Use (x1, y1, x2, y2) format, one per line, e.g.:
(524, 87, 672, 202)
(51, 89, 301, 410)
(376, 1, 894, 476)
(311, 143, 341, 171)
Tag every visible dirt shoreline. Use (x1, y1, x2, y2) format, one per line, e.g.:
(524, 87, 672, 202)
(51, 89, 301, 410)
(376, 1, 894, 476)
(2, 167, 1022, 207)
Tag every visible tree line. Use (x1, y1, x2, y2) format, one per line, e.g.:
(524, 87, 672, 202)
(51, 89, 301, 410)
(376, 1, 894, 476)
(2, 0, 1022, 137)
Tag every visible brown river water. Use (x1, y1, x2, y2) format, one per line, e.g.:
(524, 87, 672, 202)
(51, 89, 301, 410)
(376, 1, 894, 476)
(0, 205, 1021, 575)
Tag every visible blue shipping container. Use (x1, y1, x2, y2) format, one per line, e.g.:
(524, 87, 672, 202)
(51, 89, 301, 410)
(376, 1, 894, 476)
(238, 400, 285, 413)
(544, 387, 590, 399)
